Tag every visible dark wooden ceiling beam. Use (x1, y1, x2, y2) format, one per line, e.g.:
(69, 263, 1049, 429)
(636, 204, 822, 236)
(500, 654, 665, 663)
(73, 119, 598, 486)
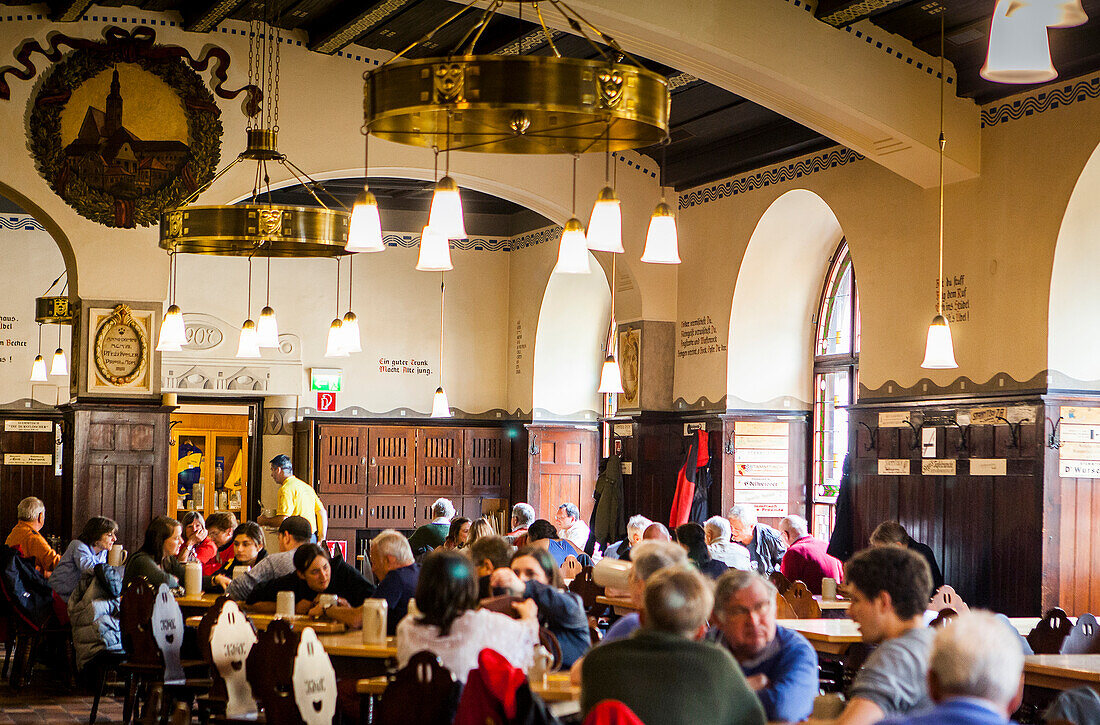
(815, 0, 922, 28)
(309, 0, 415, 55)
(48, 0, 95, 22)
(184, 0, 249, 32)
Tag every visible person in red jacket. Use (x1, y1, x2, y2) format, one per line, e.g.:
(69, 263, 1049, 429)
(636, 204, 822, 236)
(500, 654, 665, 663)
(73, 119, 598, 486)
(777, 515, 843, 595)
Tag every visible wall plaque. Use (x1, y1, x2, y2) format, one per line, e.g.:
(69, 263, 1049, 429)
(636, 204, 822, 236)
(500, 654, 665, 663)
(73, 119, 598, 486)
(4, 420, 54, 432)
(4, 453, 53, 466)
(84, 303, 156, 396)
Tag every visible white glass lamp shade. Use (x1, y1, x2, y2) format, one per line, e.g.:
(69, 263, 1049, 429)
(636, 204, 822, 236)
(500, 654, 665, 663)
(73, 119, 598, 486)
(920, 314, 959, 369)
(431, 386, 452, 418)
(50, 348, 68, 376)
(341, 311, 362, 353)
(325, 318, 347, 358)
(29, 355, 48, 382)
(586, 187, 623, 253)
(257, 306, 280, 348)
(553, 218, 591, 274)
(428, 176, 467, 239)
(346, 188, 386, 252)
(416, 226, 453, 271)
(236, 319, 261, 358)
(641, 201, 681, 264)
(598, 354, 625, 394)
(156, 304, 187, 352)
(981, 0, 1057, 84)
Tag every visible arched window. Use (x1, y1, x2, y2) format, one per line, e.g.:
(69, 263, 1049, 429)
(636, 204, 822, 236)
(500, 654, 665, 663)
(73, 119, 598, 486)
(812, 241, 859, 540)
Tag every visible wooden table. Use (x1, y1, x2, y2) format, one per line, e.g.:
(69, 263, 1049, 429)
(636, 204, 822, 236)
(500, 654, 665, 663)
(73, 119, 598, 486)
(595, 595, 637, 615)
(1024, 654, 1100, 693)
(780, 617, 1054, 656)
(175, 593, 221, 610)
(316, 632, 397, 659)
(814, 596, 851, 612)
(356, 672, 578, 703)
(184, 613, 346, 635)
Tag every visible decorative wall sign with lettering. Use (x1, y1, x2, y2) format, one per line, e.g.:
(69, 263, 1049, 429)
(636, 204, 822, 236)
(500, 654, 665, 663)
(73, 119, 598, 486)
(733, 421, 790, 517)
(85, 303, 156, 396)
(877, 459, 911, 475)
(4, 419, 54, 432)
(1059, 407, 1100, 479)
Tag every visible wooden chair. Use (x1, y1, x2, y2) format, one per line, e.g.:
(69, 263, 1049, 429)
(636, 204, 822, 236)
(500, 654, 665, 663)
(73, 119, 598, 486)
(119, 581, 211, 725)
(560, 555, 583, 582)
(1026, 607, 1074, 654)
(929, 585, 969, 614)
(374, 650, 460, 725)
(775, 593, 798, 619)
(199, 598, 261, 720)
(929, 607, 958, 629)
(1059, 612, 1100, 654)
(567, 566, 605, 613)
(478, 595, 524, 619)
(539, 627, 563, 672)
(769, 570, 793, 596)
(786, 581, 822, 619)
(246, 619, 337, 725)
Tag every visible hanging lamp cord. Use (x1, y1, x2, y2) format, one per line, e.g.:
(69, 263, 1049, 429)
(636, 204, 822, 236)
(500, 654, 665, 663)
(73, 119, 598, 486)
(439, 272, 446, 386)
(937, 12, 946, 319)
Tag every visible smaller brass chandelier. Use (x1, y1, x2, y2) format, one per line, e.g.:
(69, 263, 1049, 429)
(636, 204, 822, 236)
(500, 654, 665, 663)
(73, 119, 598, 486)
(160, 12, 350, 258)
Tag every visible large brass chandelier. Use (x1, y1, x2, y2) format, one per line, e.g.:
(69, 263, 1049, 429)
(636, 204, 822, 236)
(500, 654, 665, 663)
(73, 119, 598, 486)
(356, 0, 675, 405)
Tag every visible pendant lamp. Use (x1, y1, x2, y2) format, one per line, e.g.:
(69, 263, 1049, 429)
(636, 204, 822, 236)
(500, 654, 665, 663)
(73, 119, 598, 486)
(982, 0, 1057, 84)
(341, 255, 362, 353)
(641, 143, 681, 264)
(29, 324, 47, 382)
(50, 325, 67, 376)
(428, 176, 466, 240)
(157, 252, 187, 352)
(417, 226, 453, 271)
(346, 133, 386, 252)
(256, 257, 279, 347)
(554, 158, 592, 274)
(325, 259, 348, 357)
(597, 255, 625, 394)
(588, 134, 624, 254)
(236, 258, 261, 359)
(922, 16, 959, 370)
(431, 274, 452, 417)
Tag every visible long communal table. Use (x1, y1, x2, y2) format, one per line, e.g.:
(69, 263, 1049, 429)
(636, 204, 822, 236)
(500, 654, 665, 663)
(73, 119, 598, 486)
(1024, 654, 1100, 693)
(184, 612, 347, 635)
(777, 618, 1055, 656)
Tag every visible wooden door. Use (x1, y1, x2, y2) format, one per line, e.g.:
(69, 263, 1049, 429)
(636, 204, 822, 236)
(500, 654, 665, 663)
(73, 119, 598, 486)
(463, 429, 510, 497)
(526, 426, 598, 523)
(416, 427, 463, 497)
(317, 424, 368, 495)
(0, 416, 62, 542)
(69, 404, 170, 553)
(366, 427, 416, 495)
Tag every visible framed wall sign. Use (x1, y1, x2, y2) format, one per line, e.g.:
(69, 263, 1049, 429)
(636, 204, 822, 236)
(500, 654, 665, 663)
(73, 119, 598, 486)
(80, 301, 160, 398)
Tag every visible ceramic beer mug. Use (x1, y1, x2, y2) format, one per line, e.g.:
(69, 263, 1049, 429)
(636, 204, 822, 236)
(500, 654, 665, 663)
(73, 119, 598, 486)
(361, 599, 387, 646)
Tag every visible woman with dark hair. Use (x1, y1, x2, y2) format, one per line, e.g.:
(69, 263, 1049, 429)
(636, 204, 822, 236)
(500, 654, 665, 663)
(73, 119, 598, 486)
(490, 545, 591, 667)
(206, 521, 267, 593)
(676, 522, 728, 580)
(525, 519, 593, 567)
(50, 516, 119, 601)
(123, 516, 185, 589)
(396, 550, 539, 682)
(176, 511, 216, 567)
(442, 517, 471, 550)
(248, 543, 373, 614)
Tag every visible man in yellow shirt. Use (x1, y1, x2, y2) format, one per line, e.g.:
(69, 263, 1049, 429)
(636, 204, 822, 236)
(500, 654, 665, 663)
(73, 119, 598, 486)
(258, 455, 327, 541)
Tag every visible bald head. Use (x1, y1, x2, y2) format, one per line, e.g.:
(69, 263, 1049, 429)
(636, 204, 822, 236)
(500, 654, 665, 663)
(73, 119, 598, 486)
(643, 522, 672, 542)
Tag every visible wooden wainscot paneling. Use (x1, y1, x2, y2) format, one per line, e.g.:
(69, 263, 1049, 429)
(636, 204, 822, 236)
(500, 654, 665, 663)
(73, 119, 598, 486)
(848, 397, 1045, 615)
(0, 415, 64, 543)
(64, 402, 171, 553)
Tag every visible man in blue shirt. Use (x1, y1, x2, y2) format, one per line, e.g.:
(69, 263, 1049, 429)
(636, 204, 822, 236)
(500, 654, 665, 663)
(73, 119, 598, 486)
(882, 611, 1024, 725)
(707, 570, 818, 722)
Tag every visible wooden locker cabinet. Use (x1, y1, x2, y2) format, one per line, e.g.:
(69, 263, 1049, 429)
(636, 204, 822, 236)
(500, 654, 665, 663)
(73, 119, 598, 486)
(308, 421, 511, 534)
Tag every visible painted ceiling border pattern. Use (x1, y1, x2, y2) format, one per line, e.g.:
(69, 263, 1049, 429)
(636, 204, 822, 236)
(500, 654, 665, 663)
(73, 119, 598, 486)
(382, 224, 562, 252)
(1, 214, 46, 232)
(677, 147, 864, 209)
(981, 74, 1100, 128)
(781, 0, 953, 84)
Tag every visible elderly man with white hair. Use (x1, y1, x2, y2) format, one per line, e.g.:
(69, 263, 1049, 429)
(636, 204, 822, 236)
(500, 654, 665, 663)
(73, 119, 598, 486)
(705, 516, 751, 570)
(778, 514, 843, 595)
(407, 498, 455, 554)
(6, 496, 60, 574)
(604, 514, 651, 560)
(728, 504, 786, 576)
(880, 611, 1024, 725)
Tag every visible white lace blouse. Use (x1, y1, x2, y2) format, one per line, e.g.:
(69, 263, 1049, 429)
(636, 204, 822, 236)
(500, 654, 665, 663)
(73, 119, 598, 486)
(396, 608, 538, 682)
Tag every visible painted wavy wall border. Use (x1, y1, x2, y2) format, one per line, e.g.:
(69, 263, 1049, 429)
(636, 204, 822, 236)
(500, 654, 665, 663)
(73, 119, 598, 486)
(982, 75, 1100, 128)
(678, 147, 864, 209)
(859, 371, 1049, 400)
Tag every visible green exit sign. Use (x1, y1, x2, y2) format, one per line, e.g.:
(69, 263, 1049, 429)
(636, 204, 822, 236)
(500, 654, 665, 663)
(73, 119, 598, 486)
(310, 368, 342, 392)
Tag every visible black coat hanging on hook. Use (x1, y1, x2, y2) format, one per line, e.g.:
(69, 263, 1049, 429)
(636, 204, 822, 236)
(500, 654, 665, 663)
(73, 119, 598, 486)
(670, 429, 711, 527)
